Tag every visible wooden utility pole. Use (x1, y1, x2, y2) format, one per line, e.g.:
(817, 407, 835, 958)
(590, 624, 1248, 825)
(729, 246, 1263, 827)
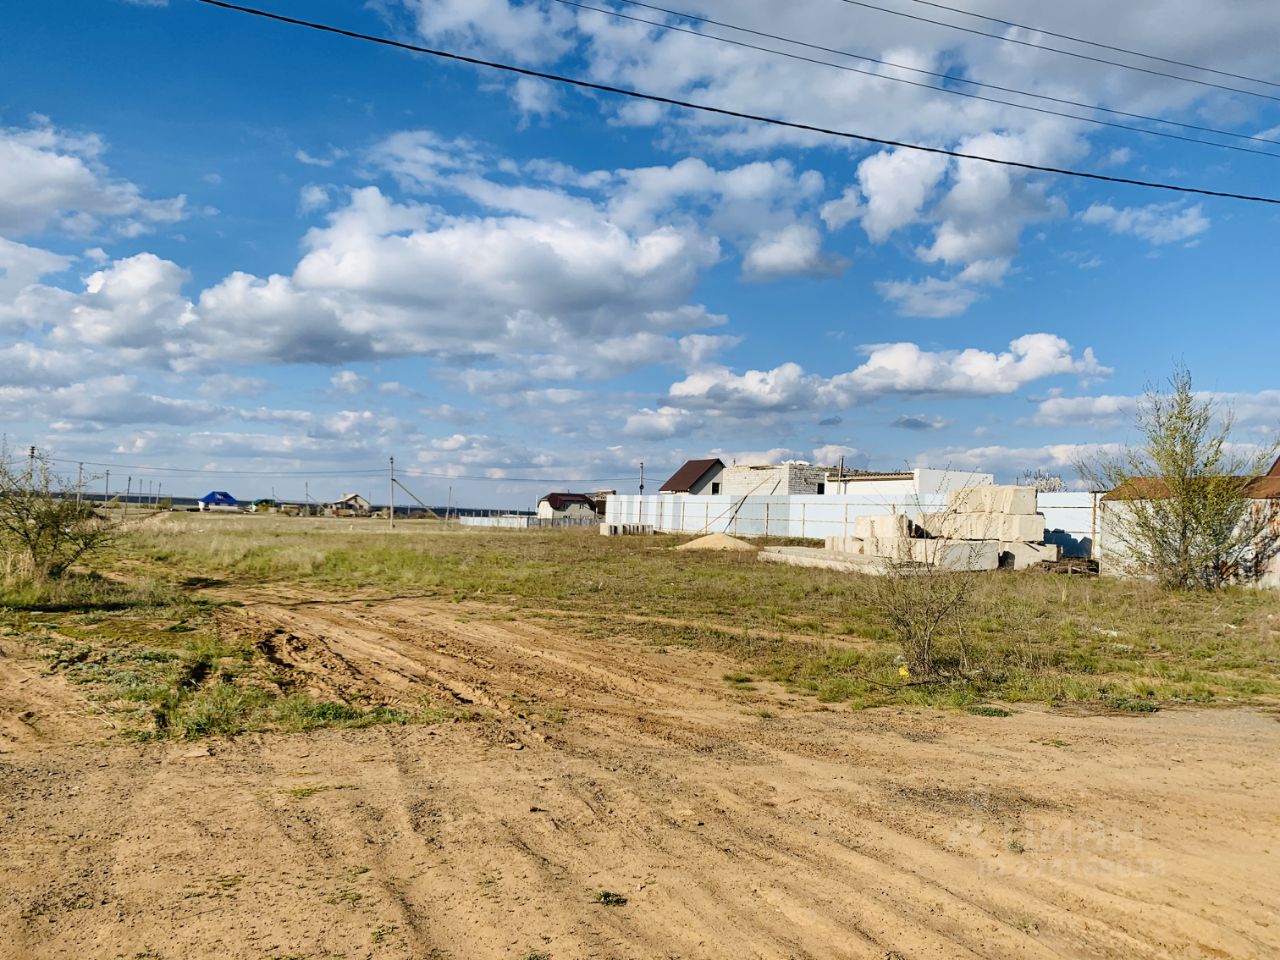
(125, 477, 131, 518)
(76, 462, 83, 507)
(388, 457, 395, 530)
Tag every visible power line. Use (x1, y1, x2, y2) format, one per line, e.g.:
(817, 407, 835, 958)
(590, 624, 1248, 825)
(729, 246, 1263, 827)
(902, 0, 1280, 92)
(553, 0, 1280, 159)
(830, 0, 1280, 105)
(193, 1, 1280, 205)
(596, 0, 1280, 149)
(45, 456, 637, 485)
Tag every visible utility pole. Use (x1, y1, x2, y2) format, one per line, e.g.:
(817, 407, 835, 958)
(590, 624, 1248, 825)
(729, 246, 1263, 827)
(639, 461, 644, 496)
(389, 457, 395, 531)
(447, 485, 452, 525)
(125, 476, 131, 518)
(305, 480, 311, 516)
(76, 462, 83, 508)
(26, 445, 35, 490)
(157, 482, 162, 509)
(104, 470, 110, 506)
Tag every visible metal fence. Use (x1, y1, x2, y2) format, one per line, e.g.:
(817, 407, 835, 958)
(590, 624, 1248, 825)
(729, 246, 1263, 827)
(606, 492, 1101, 557)
(457, 515, 599, 529)
(606, 494, 945, 540)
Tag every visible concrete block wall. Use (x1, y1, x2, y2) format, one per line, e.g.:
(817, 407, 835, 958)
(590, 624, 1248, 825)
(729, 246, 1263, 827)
(721, 463, 829, 496)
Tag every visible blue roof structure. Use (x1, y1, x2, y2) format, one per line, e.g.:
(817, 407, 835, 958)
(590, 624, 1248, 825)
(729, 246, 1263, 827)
(198, 491, 239, 506)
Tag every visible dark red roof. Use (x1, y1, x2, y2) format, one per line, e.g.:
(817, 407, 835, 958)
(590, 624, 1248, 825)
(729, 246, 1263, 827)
(660, 458, 724, 493)
(1267, 454, 1280, 478)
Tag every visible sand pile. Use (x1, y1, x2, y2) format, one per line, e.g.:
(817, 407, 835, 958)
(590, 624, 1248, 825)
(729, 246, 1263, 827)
(675, 533, 758, 552)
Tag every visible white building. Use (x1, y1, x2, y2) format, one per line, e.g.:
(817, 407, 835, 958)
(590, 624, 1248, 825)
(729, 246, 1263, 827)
(824, 467, 993, 497)
(721, 462, 829, 496)
(537, 493, 601, 520)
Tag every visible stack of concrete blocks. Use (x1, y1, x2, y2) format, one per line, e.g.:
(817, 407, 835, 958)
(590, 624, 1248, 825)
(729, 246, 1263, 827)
(821, 485, 1061, 571)
(925, 485, 1058, 570)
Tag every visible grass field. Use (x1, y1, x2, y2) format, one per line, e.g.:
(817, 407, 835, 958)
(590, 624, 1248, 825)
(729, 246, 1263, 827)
(3, 511, 1277, 739)
(6, 511, 1258, 725)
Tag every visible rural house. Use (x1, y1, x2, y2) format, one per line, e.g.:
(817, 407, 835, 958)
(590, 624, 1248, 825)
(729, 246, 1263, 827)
(331, 493, 372, 517)
(1099, 455, 1280, 587)
(720, 462, 829, 496)
(537, 493, 601, 520)
(197, 491, 240, 511)
(660, 459, 829, 496)
(659, 458, 725, 495)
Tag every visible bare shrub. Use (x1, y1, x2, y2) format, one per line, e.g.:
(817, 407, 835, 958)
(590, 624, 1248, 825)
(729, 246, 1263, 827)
(0, 445, 118, 582)
(859, 485, 988, 678)
(862, 560, 977, 678)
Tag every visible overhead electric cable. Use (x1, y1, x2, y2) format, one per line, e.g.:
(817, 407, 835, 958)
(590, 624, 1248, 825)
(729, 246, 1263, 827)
(47, 456, 637, 484)
(902, 0, 1280, 91)
(192, 1, 1280, 205)
(589, 0, 1280, 149)
(830, 0, 1280, 104)
(551, 0, 1280, 158)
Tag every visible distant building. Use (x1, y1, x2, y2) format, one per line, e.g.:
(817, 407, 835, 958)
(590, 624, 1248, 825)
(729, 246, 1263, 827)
(824, 467, 994, 497)
(197, 491, 240, 511)
(659, 458, 725, 495)
(537, 493, 601, 520)
(1099, 456, 1280, 588)
(331, 493, 372, 516)
(721, 462, 828, 496)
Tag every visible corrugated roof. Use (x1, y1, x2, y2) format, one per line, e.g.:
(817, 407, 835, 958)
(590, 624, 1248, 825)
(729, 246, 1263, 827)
(198, 491, 237, 504)
(659, 458, 724, 493)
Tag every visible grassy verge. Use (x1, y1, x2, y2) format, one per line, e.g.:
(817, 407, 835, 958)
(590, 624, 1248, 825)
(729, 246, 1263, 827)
(2, 571, 472, 739)
(113, 514, 1280, 712)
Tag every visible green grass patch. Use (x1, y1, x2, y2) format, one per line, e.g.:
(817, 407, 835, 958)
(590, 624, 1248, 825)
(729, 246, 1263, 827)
(15, 577, 475, 740)
(966, 705, 1013, 717)
(102, 516, 1280, 714)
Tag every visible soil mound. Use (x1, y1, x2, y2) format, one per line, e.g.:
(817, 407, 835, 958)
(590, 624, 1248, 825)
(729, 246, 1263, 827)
(675, 533, 757, 552)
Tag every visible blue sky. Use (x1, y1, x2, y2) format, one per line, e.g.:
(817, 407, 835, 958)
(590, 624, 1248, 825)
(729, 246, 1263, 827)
(1, 0, 1277, 506)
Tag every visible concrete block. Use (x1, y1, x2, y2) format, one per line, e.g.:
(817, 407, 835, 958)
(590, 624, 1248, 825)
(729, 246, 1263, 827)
(998, 541, 1061, 570)
(947, 485, 1038, 515)
(919, 512, 988, 539)
(996, 513, 1046, 542)
(759, 546, 883, 573)
(825, 536, 866, 555)
(919, 511, 1045, 542)
(853, 514, 912, 540)
(855, 535, 998, 571)
(906, 538, 999, 571)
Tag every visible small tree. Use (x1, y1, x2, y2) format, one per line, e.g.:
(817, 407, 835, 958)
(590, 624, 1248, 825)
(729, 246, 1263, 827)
(1081, 364, 1277, 590)
(0, 445, 117, 582)
(1016, 469, 1066, 493)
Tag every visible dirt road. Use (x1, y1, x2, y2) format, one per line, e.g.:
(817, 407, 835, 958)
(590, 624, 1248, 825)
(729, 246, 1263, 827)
(2, 596, 1279, 959)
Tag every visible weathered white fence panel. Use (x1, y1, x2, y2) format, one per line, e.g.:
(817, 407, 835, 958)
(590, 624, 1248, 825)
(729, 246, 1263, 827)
(607, 494, 949, 540)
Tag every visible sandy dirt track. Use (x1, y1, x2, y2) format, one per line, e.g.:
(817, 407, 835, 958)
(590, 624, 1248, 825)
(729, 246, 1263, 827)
(2, 596, 1279, 959)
